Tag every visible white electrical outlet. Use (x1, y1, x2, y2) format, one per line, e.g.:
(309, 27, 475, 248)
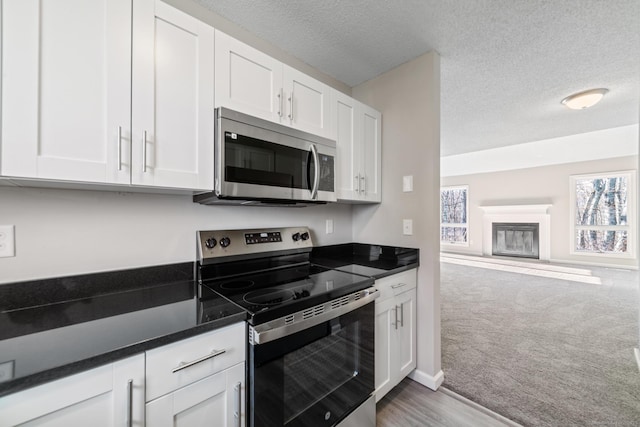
(0, 225, 15, 257)
(326, 219, 334, 234)
(403, 219, 413, 235)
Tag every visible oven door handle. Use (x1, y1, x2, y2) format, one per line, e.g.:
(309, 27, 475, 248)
(249, 287, 379, 345)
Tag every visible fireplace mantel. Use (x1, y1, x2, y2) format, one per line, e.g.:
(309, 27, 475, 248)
(479, 204, 552, 214)
(479, 204, 552, 261)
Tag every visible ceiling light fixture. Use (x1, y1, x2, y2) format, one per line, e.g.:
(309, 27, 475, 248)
(561, 88, 609, 110)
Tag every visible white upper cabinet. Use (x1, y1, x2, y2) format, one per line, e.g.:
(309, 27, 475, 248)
(360, 103, 382, 202)
(132, 0, 214, 190)
(282, 65, 333, 138)
(334, 91, 382, 203)
(1, 0, 214, 191)
(215, 31, 333, 138)
(1, 0, 132, 184)
(214, 30, 283, 123)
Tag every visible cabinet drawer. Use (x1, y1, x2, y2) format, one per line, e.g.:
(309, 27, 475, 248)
(375, 269, 417, 302)
(146, 322, 245, 401)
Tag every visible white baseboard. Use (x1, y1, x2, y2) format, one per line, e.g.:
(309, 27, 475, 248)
(408, 369, 444, 391)
(635, 348, 640, 372)
(551, 258, 639, 271)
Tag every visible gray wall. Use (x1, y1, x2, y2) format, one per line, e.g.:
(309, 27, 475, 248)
(352, 52, 443, 388)
(441, 155, 639, 268)
(0, 186, 353, 284)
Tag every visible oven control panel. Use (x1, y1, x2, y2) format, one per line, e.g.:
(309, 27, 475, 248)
(245, 231, 282, 245)
(197, 227, 313, 263)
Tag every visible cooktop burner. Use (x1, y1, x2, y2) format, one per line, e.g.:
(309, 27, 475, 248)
(244, 288, 296, 306)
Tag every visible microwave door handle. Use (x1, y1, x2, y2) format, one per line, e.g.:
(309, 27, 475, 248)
(309, 144, 320, 199)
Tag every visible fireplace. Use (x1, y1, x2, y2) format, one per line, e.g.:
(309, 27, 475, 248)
(492, 223, 539, 259)
(479, 204, 551, 261)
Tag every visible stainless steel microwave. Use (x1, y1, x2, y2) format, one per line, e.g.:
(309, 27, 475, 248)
(194, 108, 336, 206)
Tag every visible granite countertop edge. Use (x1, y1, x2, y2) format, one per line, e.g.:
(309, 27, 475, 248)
(0, 311, 246, 398)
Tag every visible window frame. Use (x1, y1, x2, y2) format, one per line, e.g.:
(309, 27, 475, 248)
(569, 170, 636, 258)
(440, 185, 469, 247)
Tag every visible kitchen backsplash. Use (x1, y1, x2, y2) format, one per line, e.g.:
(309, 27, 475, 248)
(0, 186, 353, 284)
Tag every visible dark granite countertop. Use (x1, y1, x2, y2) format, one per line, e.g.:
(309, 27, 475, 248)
(0, 243, 417, 397)
(0, 262, 246, 397)
(311, 243, 419, 279)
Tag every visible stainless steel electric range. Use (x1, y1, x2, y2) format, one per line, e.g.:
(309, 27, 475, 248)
(197, 227, 378, 427)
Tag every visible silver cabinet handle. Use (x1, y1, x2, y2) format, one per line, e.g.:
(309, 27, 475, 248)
(360, 175, 366, 194)
(288, 94, 293, 121)
(172, 349, 226, 373)
(142, 131, 148, 173)
(309, 144, 320, 199)
(117, 126, 123, 171)
(126, 379, 133, 427)
(391, 283, 407, 289)
(400, 302, 404, 327)
(355, 175, 360, 193)
(277, 88, 283, 118)
(234, 381, 241, 427)
(394, 305, 399, 330)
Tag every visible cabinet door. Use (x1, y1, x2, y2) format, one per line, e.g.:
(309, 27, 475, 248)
(334, 90, 360, 200)
(1, 0, 131, 184)
(132, 0, 214, 190)
(146, 362, 245, 427)
(215, 30, 284, 124)
(0, 354, 145, 427)
(360, 104, 382, 202)
(396, 289, 417, 379)
(283, 65, 333, 138)
(374, 297, 396, 403)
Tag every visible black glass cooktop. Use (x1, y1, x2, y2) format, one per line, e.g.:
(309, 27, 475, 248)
(201, 263, 374, 325)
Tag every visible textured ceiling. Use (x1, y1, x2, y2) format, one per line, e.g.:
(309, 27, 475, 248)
(194, 0, 640, 156)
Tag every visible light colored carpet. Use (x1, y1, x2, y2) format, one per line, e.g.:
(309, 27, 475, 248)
(440, 256, 640, 427)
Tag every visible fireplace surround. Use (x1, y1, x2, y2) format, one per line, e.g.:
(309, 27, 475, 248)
(479, 204, 551, 261)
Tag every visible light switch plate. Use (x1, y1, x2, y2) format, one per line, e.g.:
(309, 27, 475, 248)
(403, 219, 413, 235)
(0, 225, 15, 257)
(403, 175, 413, 192)
(326, 219, 334, 234)
(0, 360, 15, 381)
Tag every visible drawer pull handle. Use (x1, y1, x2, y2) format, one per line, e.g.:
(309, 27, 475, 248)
(234, 381, 241, 427)
(172, 349, 226, 373)
(126, 379, 133, 427)
(391, 283, 407, 289)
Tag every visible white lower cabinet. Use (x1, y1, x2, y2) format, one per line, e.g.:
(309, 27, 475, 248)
(0, 322, 247, 427)
(146, 362, 244, 427)
(374, 269, 417, 402)
(145, 322, 246, 427)
(0, 353, 145, 427)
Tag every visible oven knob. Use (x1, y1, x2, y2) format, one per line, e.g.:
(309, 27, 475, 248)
(205, 238, 217, 249)
(292, 232, 301, 241)
(301, 232, 310, 241)
(219, 237, 231, 248)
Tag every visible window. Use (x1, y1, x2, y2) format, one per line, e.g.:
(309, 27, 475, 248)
(570, 171, 635, 257)
(440, 186, 469, 245)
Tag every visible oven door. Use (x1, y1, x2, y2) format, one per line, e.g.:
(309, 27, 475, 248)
(248, 302, 374, 427)
(215, 108, 336, 203)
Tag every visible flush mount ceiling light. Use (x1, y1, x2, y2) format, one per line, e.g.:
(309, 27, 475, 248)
(561, 88, 609, 110)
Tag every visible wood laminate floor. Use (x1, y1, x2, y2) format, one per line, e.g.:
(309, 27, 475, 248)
(376, 378, 519, 427)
